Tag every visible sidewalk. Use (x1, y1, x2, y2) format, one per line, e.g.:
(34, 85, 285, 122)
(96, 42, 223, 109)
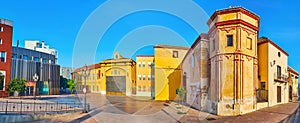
(164, 101, 299, 123)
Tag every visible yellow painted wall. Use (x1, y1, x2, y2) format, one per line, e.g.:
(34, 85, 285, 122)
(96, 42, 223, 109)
(258, 43, 269, 90)
(208, 8, 259, 116)
(154, 45, 188, 101)
(136, 56, 154, 96)
(98, 52, 136, 96)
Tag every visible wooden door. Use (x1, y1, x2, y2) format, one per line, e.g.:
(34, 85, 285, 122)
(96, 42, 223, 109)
(277, 86, 281, 103)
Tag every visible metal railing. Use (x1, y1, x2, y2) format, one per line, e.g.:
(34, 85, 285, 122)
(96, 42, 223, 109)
(0, 101, 89, 115)
(274, 73, 289, 82)
(257, 89, 268, 102)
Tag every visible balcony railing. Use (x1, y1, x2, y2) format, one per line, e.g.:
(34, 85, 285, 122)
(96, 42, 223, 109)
(274, 73, 289, 82)
(257, 89, 268, 102)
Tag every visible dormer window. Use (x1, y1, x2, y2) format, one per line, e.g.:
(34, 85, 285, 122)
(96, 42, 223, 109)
(115, 54, 119, 59)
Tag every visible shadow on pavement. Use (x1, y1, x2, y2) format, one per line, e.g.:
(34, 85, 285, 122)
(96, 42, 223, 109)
(68, 109, 102, 123)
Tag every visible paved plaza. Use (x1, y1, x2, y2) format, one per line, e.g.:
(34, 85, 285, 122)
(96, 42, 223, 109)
(0, 94, 299, 123)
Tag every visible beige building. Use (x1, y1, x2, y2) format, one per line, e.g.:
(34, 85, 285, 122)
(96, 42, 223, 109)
(288, 66, 299, 102)
(257, 37, 289, 107)
(181, 34, 209, 110)
(136, 55, 154, 97)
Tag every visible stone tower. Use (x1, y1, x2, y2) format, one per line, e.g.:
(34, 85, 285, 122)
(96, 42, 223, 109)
(207, 7, 260, 116)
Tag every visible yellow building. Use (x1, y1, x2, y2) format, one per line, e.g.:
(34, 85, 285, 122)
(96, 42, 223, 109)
(288, 66, 299, 102)
(136, 55, 154, 97)
(73, 64, 101, 93)
(207, 7, 260, 116)
(154, 45, 189, 101)
(258, 37, 289, 107)
(98, 52, 136, 96)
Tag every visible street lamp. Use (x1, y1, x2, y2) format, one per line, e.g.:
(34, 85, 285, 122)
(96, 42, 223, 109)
(81, 64, 90, 113)
(33, 73, 39, 100)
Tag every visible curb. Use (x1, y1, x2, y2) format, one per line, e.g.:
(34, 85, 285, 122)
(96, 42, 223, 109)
(280, 102, 300, 123)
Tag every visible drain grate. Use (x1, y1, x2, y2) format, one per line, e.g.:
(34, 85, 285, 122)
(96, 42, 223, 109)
(206, 118, 216, 121)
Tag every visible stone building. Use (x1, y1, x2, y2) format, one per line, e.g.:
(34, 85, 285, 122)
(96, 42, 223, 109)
(288, 66, 299, 102)
(181, 7, 298, 116)
(181, 34, 209, 111)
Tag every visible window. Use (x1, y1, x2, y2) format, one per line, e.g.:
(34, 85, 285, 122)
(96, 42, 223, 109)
(98, 70, 101, 79)
(0, 52, 6, 62)
(277, 66, 281, 77)
(142, 75, 146, 80)
(247, 37, 252, 50)
(138, 86, 141, 91)
(173, 51, 178, 58)
(42, 59, 47, 63)
(138, 62, 141, 67)
(260, 82, 266, 90)
(22, 55, 28, 60)
(115, 54, 119, 59)
(12, 54, 17, 59)
(114, 70, 118, 74)
(142, 62, 145, 67)
(192, 54, 195, 67)
(227, 35, 233, 46)
(0, 71, 5, 91)
(212, 39, 215, 51)
(148, 62, 151, 67)
(143, 86, 146, 92)
(138, 75, 142, 80)
(0, 39, 2, 44)
(34, 57, 39, 62)
(148, 75, 151, 80)
(278, 52, 281, 57)
(0, 27, 3, 32)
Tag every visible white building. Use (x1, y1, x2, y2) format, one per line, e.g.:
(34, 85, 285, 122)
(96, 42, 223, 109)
(25, 40, 58, 63)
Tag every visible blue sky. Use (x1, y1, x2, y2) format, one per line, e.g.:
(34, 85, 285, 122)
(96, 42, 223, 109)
(1, 0, 299, 72)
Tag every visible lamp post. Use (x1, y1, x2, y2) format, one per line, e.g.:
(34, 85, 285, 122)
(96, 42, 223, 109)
(81, 64, 90, 113)
(33, 73, 39, 100)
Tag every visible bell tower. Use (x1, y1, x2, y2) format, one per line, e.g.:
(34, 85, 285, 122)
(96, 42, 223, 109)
(207, 7, 260, 116)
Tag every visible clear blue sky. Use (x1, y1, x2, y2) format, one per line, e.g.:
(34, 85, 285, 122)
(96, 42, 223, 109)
(1, 0, 299, 72)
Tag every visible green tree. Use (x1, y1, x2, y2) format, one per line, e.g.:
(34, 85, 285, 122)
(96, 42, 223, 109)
(176, 87, 186, 114)
(0, 73, 4, 90)
(8, 78, 27, 97)
(67, 79, 76, 94)
(60, 76, 68, 91)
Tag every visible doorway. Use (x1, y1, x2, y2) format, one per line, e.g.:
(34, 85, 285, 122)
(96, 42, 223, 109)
(277, 86, 281, 103)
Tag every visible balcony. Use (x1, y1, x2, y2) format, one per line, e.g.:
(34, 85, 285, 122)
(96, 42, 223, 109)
(257, 89, 268, 102)
(274, 73, 289, 82)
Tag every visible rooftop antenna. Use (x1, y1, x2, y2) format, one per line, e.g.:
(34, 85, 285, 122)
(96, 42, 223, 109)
(16, 40, 19, 47)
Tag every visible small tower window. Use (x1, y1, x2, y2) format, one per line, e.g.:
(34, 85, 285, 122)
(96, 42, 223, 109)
(227, 35, 233, 46)
(247, 37, 252, 50)
(173, 51, 178, 58)
(212, 39, 216, 51)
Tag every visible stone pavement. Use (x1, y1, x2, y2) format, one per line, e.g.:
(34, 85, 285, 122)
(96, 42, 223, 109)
(1, 94, 299, 123)
(209, 102, 299, 123)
